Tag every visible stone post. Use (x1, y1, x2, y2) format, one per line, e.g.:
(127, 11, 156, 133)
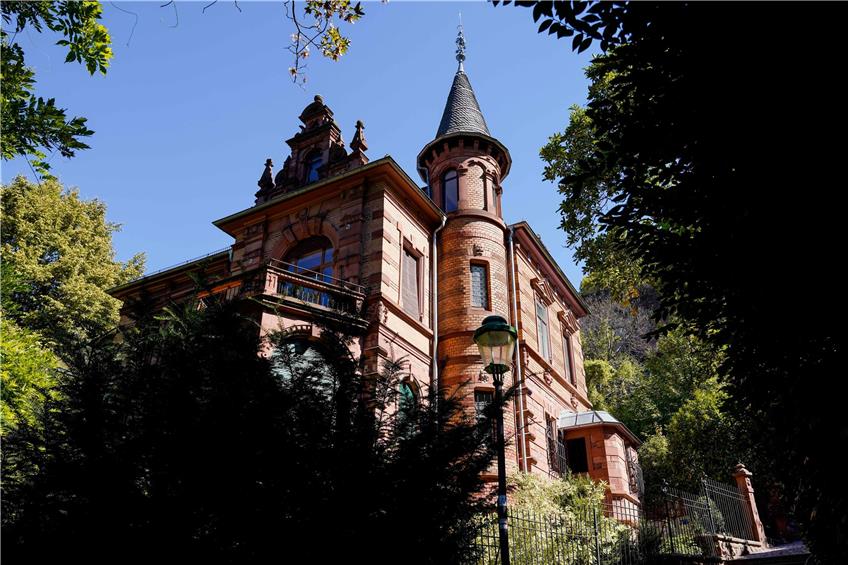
(732, 463, 767, 544)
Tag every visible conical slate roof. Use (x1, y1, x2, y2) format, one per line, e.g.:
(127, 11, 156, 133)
(435, 71, 490, 138)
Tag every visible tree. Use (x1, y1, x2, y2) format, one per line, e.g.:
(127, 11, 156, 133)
(2, 297, 500, 563)
(1, 176, 145, 347)
(579, 282, 658, 363)
(503, 2, 844, 558)
(0, 320, 58, 436)
(1, 1, 112, 176)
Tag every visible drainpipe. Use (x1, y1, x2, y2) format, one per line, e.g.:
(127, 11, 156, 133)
(508, 226, 528, 472)
(419, 164, 447, 406)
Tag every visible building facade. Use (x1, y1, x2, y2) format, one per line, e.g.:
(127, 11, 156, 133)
(110, 37, 642, 510)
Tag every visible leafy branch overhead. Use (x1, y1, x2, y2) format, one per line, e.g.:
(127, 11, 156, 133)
(1, 1, 113, 177)
(286, 0, 365, 84)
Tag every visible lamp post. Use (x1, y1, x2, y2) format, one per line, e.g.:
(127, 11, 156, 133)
(473, 315, 517, 565)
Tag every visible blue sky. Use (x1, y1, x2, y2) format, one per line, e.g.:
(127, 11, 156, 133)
(2, 1, 597, 287)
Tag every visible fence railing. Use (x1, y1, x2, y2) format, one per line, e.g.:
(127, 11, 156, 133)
(473, 502, 653, 565)
(226, 262, 366, 320)
(470, 478, 759, 564)
(701, 477, 755, 541)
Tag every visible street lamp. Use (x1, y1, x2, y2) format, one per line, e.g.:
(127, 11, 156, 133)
(473, 315, 517, 565)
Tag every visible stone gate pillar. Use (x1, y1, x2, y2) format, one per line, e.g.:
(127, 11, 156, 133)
(733, 463, 767, 544)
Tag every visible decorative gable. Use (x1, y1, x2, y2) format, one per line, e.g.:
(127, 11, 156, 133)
(531, 277, 555, 306)
(558, 308, 579, 334)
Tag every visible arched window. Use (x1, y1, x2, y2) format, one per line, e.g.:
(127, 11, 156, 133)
(398, 380, 418, 429)
(272, 336, 329, 383)
(305, 152, 323, 183)
(399, 381, 417, 414)
(442, 169, 458, 212)
(283, 236, 334, 282)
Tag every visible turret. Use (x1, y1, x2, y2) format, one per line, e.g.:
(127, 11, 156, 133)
(423, 26, 517, 469)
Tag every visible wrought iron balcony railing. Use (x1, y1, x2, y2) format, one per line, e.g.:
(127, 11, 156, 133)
(223, 260, 366, 322)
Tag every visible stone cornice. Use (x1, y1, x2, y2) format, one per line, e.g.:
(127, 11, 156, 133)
(214, 157, 445, 236)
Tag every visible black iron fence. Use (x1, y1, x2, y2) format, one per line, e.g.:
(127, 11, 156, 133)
(700, 477, 755, 541)
(470, 478, 758, 564)
(473, 502, 647, 565)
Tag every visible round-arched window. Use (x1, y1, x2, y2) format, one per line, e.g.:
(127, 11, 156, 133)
(283, 236, 334, 282)
(442, 169, 458, 213)
(399, 381, 418, 419)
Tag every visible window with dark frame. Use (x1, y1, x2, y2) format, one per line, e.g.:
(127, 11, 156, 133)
(474, 390, 496, 444)
(470, 263, 489, 309)
(546, 415, 566, 476)
(536, 298, 551, 361)
(563, 333, 574, 385)
(442, 169, 458, 213)
(401, 248, 420, 317)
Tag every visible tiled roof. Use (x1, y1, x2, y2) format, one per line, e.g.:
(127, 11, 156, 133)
(436, 71, 490, 138)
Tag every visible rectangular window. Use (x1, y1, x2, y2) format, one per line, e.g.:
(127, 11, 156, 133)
(402, 248, 420, 316)
(546, 415, 565, 475)
(470, 263, 489, 309)
(474, 390, 496, 444)
(563, 334, 574, 385)
(536, 299, 550, 361)
(566, 437, 589, 474)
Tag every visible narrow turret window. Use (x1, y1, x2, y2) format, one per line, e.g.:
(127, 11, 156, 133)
(442, 169, 458, 212)
(470, 263, 489, 309)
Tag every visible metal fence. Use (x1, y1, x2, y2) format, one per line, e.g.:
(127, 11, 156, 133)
(473, 502, 654, 565)
(470, 478, 757, 564)
(701, 477, 755, 541)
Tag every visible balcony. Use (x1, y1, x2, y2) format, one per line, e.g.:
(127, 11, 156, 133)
(222, 259, 368, 328)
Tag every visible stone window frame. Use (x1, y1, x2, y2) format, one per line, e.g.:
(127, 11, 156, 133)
(469, 260, 491, 311)
(303, 148, 323, 184)
(534, 292, 552, 362)
(398, 377, 420, 421)
(557, 309, 579, 387)
(400, 240, 423, 320)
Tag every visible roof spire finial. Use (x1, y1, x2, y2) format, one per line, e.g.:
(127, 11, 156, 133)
(455, 14, 466, 72)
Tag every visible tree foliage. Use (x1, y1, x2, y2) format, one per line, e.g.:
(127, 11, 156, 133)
(2, 297, 500, 563)
(286, 0, 365, 84)
(1, 176, 144, 346)
(1, 1, 112, 176)
(505, 1, 843, 557)
(0, 319, 58, 435)
(579, 281, 740, 495)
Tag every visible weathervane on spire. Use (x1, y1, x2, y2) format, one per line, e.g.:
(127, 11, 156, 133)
(456, 14, 466, 72)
